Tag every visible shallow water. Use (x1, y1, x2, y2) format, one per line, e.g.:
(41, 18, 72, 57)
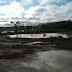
(8, 33, 70, 38)
(0, 50, 72, 72)
(22, 50, 72, 72)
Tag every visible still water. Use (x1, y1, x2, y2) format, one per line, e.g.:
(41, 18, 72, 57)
(8, 33, 70, 38)
(22, 50, 72, 72)
(0, 50, 72, 72)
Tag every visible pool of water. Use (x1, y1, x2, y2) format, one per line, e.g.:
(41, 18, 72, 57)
(22, 50, 72, 72)
(0, 50, 72, 72)
(8, 33, 70, 38)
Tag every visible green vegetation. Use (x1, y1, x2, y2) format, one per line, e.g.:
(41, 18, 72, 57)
(39, 20, 72, 33)
(0, 20, 72, 34)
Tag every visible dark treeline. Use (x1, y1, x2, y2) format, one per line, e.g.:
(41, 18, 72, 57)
(23, 20, 72, 33)
(0, 20, 72, 34)
(39, 20, 72, 33)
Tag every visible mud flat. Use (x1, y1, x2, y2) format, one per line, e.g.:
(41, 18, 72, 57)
(0, 37, 72, 60)
(0, 37, 72, 72)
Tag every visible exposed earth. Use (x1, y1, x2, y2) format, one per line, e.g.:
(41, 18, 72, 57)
(0, 37, 72, 60)
(0, 36, 72, 72)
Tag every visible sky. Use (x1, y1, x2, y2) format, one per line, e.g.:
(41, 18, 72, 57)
(0, 0, 72, 26)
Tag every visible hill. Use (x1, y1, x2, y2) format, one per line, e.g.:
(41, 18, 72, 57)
(0, 20, 72, 34)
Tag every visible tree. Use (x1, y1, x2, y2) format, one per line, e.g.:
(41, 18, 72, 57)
(10, 21, 20, 38)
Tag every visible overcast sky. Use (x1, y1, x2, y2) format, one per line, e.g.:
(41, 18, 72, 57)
(0, 0, 72, 26)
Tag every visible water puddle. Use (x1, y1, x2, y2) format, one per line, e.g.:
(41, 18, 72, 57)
(0, 50, 72, 72)
(25, 41, 45, 45)
(8, 33, 70, 38)
(22, 50, 72, 72)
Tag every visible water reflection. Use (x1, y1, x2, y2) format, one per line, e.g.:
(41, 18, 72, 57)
(9, 33, 69, 38)
(22, 50, 72, 72)
(0, 50, 72, 72)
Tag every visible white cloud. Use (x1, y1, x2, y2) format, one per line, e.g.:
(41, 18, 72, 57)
(0, 0, 72, 26)
(38, 0, 67, 5)
(24, 2, 72, 24)
(60, 2, 72, 14)
(0, 1, 24, 18)
(20, 0, 34, 6)
(20, 0, 67, 5)
(0, 0, 16, 3)
(0, 0, 6, 3)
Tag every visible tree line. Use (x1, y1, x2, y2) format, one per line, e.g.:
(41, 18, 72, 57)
(0, 20, 72, 34)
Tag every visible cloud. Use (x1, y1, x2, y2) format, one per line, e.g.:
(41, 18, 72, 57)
(0, 0, 72, 26)
(38, 0, 67, 5)
(0, 0, 6, 3)
(25, 5, 47, 16)
(0, 0, 16, 3)
(20, 0, 34, 6)
(20, 0, 67, 6)
(24, 1, 72, 24)
(0, 1, 24, 18)
(60, 2, 72, 14)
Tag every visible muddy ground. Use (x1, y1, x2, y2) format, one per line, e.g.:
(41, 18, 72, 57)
(0, 37, 72, 60)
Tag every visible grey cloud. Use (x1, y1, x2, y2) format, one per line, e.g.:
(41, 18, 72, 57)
(35, 7, 47, 13)
(28, 17, 40, 20)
